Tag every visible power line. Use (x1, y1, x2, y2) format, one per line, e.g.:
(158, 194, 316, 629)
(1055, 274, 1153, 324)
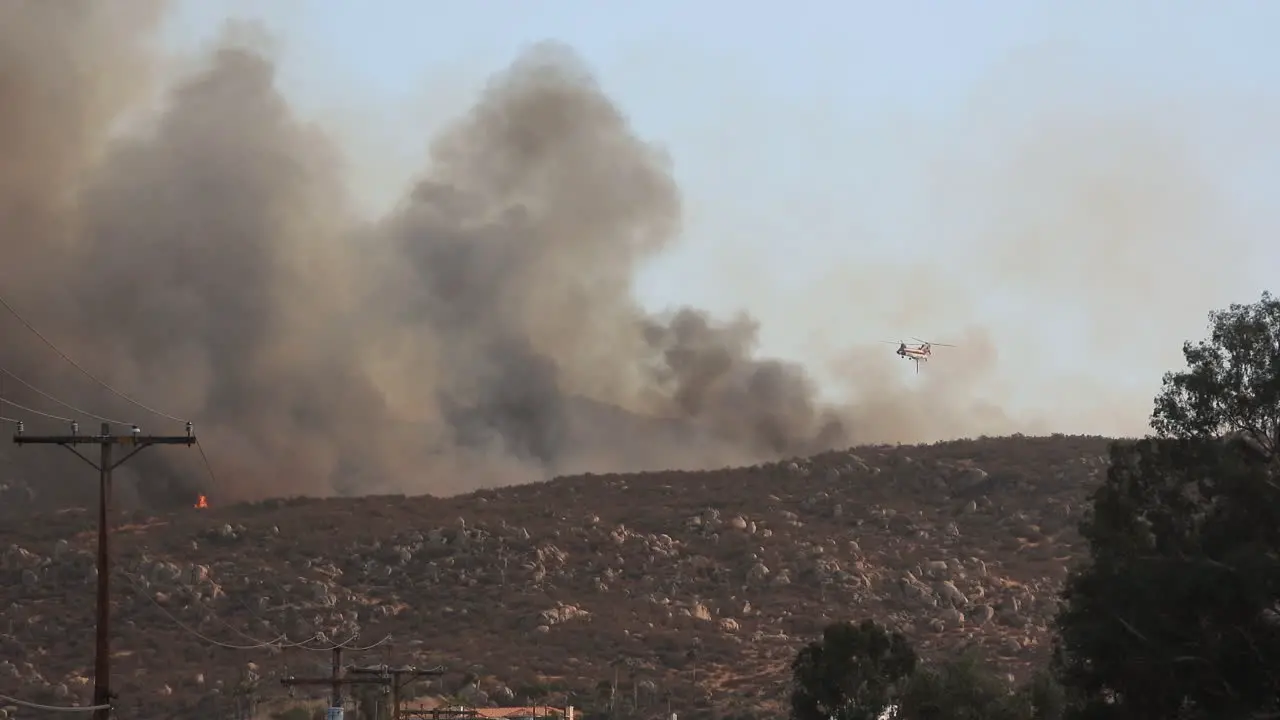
(120, 570, 391, 653)
(0, 396, 73, 423)
(203, 584, 336, 651)
(195, 437, 218, 487)
(0, 415, 19, 424)
(224, 588, 392, 652)
(222, 592, 353, 651)
(140, 443, 391, 650)
(0, 365, 133, 425)
(0, 692, 110, 713)
(119, 570, 287, 651)
(188, 438, 382, 645)
(0, 290, 187, 425)
(221, 580, 389, 652)
(219, 583, 394, 651)
(285, 632, 394, 653)
(135, 573, 337, 651)
(324, 634, 392, 653)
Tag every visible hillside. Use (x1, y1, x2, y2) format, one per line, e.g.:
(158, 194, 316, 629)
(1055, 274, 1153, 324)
(0, 434, 1114, 719)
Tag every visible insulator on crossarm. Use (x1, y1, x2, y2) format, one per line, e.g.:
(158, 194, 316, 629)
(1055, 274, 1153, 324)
(71, 421, 79, 436)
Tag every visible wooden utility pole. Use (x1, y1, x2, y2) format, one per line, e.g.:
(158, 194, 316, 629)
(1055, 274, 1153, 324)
(346, 665, 445, 720)
(283, 659, 444, 720)
(332, 648, 344, 708)
(281, 649, 414, 714)
(283, 648, 344, 710)
(13, 420, 196, 720)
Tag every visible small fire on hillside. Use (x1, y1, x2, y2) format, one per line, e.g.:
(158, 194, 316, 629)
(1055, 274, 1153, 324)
(194, 495, 208, 509)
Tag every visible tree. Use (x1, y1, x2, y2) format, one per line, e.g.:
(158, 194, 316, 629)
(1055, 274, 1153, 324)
(1151, 290, 1280, 460)
(790, 619, 917, 720)
(893, 653, 1064, 720)
(1055, 294, 1280, 718)
(1011, 671, 1067, 720)
(1054, 434, 1280, 717)
(896, 652, 1023, 720)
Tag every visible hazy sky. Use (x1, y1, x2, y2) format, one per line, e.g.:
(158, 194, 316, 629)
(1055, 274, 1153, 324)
(157, 0, 1280, 435)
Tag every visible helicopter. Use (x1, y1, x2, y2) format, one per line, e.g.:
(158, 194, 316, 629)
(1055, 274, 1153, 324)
(878, 337, 957, 374)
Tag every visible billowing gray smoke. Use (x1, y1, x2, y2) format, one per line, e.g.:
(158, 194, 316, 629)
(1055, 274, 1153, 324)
(6, 5, 1259, 508)
(0, 8, 852, 506)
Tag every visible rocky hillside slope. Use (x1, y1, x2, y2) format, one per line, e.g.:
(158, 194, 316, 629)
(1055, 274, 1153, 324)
(0, 434, 1113, 720)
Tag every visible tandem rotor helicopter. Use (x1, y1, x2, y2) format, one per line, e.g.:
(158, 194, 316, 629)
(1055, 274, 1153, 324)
(878, 337, 957, 374)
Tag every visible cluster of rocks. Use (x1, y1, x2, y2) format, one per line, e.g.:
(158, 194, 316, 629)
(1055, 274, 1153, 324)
(0, 434, 1114, 719)
(2, 540, 97, 590)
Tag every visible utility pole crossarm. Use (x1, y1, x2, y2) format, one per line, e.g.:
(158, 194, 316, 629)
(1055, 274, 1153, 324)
(280, 677, 391, 686)
(12, 434, 196, 445)
(347, 666, 445, 679)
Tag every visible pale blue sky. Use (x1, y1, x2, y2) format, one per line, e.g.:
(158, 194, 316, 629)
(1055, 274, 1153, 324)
(159, 1, 1280, 436)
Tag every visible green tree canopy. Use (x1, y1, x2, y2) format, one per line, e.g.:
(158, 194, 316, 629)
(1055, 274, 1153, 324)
(1151, 290, 1280, 459)
(790, 619, 917, 720)
(1056, 293, 1280, 719)
(1054, 437, 1280, 719)
(896, 653, 1023, 720)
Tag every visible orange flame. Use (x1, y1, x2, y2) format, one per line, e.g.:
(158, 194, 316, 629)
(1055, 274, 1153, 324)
(194, 495, 208, 509)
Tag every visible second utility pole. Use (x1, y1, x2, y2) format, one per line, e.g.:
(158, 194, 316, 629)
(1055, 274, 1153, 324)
(282, 647, 393, 712)
(14, 420, 196, 720)
(346, 664, 445, 720)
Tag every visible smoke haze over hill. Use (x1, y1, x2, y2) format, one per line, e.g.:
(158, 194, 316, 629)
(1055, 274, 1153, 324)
(0, 3, 1271, 507)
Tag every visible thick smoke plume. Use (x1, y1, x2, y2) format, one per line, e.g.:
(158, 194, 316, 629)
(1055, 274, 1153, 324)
(0, 8, 850, 507)
(0, 5, 1268, 508)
